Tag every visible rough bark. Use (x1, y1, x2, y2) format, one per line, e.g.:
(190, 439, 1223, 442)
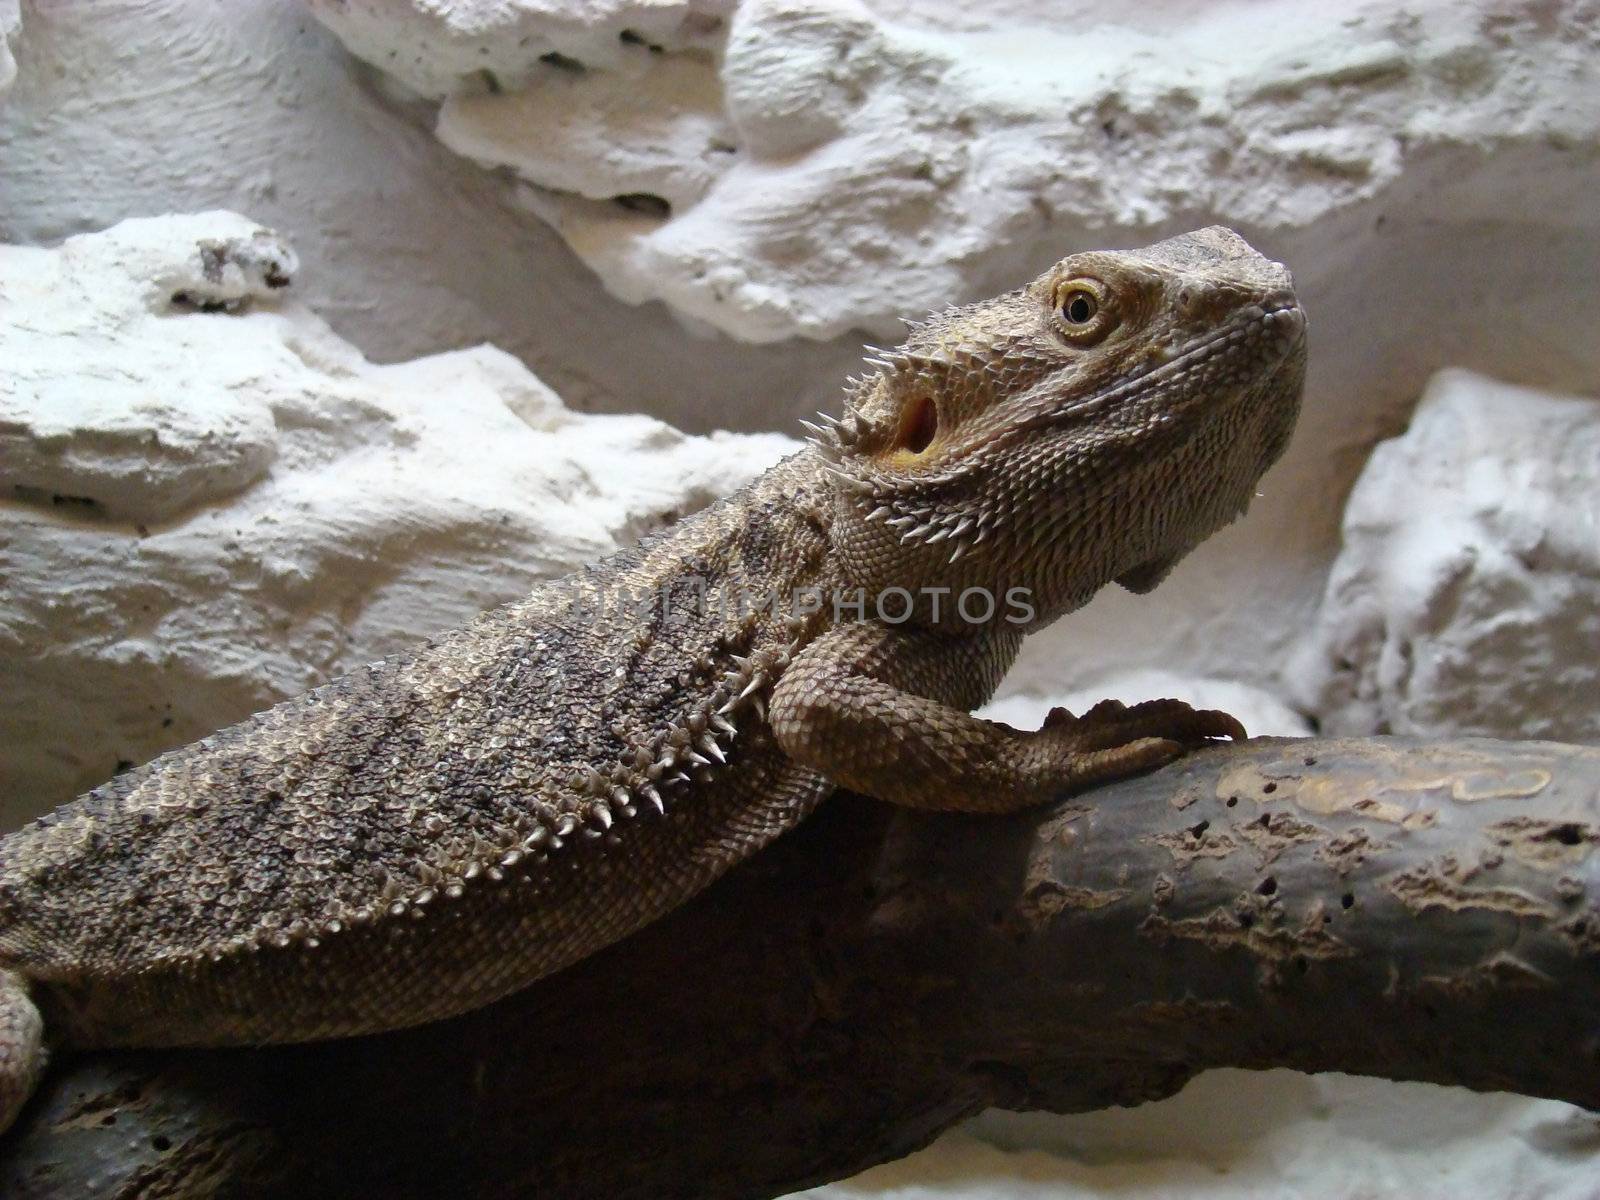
(3, 735, 1598, 1198)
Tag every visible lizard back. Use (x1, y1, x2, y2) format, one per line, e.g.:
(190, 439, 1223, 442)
(0, 453, 842, 1046)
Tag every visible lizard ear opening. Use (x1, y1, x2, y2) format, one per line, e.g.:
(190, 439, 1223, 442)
(896, 393, 938, 455)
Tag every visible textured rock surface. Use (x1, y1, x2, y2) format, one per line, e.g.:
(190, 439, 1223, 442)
(299, 0, 732, 102)
(801, 1070, 1599, 1200)
(309, 0, 1600, 343)
(0, 0, 865, 434)
(0, 0, 18, 95)
(0, 213, 795, 823)
(1290, 370, 1600, 743)
(2, 213, 298, 523)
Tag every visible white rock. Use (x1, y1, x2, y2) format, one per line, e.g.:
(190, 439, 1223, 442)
(2, 213, 297, 523)
(0, 213, 796, 824)
(982, 670, 1312, 741)
(438, 48, 736, 217)
(793, 1070, 1599, 1200)
(1289, 369, 1600, 742)
(0, 0, 18, 94)
(302, 0, 733, 102)
(309, 0, 1600, 344)
(0, 0, 867, 438)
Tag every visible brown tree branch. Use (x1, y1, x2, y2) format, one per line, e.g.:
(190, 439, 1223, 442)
(3, 736, 1598, 1198)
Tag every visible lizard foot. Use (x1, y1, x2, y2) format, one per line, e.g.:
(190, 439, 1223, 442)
(1035, 697, 1246, 795)
(1043, 697, 1246, 744)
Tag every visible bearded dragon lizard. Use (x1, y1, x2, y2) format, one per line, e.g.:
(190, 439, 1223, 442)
(0, 226, 1306, 1133)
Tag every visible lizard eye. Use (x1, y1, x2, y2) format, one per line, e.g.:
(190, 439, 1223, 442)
(1052, 278, 1115, 345)
(1060, 289, 1096, 324)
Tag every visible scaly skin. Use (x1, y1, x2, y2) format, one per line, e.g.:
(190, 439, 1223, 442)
(0, 226, 1306, 1133)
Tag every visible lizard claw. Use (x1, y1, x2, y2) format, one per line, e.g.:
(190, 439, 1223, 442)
(1078, 698, 1129, 724)
(1030, 698, 1248, 796)
(1042, 705, 1078, 729)
(1062, 697, 1246, 744)
(1188, 707, 1247, 743)
(1139, 702, 1246, 744)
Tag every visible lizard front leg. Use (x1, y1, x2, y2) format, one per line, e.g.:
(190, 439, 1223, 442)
(0, 970, 44, 1134)
(769, 622, 1244, 814)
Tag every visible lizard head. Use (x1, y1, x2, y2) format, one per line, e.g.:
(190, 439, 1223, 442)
(812, 226, 1307, 630)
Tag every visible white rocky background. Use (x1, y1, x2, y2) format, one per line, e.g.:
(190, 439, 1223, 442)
(2, 1, 1598, 1196)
